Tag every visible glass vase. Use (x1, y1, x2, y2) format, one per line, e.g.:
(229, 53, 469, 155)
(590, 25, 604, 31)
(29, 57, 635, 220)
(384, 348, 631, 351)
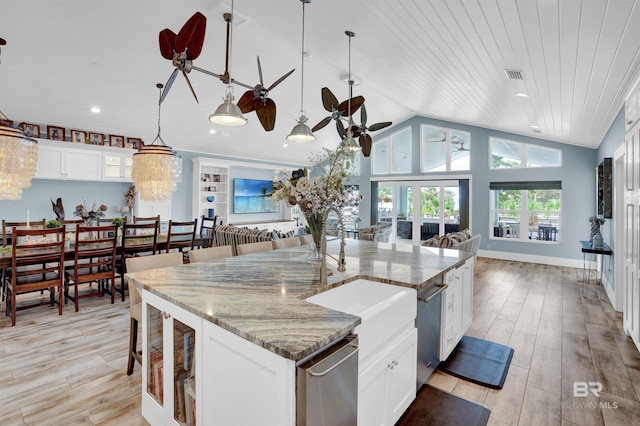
(305, 211, 324, 261)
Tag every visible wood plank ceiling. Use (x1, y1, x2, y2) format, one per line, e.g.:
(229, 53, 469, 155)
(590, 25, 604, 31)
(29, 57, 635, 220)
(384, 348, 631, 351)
(1, 0, 639, 166)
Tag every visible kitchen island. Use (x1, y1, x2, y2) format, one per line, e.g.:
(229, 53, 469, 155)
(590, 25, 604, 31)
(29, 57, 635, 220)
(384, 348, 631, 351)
(126, 239, 473, 425)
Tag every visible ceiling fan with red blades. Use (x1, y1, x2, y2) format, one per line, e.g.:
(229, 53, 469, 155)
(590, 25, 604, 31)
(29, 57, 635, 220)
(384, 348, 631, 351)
(158, 12, 295, 131)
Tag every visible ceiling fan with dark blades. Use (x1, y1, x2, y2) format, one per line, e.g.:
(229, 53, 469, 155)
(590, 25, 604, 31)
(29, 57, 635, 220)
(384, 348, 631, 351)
(237, 56, 295, 131)
(452, 141, 469, 152)
(311, 87, 364, 132)
(349, 104, 392, 156)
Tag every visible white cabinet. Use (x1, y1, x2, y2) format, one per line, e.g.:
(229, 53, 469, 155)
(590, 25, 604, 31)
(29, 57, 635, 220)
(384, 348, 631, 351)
(135, 192, 172, 221)
(103, 152, 133, 181)
(142, 290, 202, 426)
(35, 144, 103, 180)
(192, 158, 229, 226)
(624, 118, 640, 352)
(358, 328, 417, 426)
(440, 257, 474, 360)
(201, 320, 295, 425)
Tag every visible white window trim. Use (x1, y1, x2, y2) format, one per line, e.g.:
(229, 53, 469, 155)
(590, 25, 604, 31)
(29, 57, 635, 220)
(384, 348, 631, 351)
(372, 126, 412, 175)
(489, 137, 562, 170)
(420, 125, 471, 173)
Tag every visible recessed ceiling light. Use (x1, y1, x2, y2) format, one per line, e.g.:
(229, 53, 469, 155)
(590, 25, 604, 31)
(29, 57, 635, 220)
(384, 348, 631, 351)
(209, 129, 217, 134)
(530, 125, 541, 133)
(282, 143, 288, 148)
(90, 107, 101, 113)
(515, 92, 529, 98)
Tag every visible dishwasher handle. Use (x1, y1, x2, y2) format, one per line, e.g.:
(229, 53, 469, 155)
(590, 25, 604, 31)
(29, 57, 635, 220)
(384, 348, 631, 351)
(308, 344, 359, 377)
(418, 283, 448, 303)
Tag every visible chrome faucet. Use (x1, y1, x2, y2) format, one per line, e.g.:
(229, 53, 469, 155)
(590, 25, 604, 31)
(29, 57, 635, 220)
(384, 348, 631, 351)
(320, 205, 347, 286)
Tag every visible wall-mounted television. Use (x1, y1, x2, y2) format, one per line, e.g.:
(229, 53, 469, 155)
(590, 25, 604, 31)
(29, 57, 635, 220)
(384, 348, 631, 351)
(233, 178, 280, 214)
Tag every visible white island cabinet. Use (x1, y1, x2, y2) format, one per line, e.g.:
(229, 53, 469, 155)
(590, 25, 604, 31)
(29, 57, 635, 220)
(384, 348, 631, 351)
(440, 257, 474, 361)
(141, 291, 202, 426)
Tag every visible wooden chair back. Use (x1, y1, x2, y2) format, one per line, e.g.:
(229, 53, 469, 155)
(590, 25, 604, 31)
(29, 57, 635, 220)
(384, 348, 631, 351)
(117, 222, 159, 301)
(8, 226, 66, 326)
(188, 245, 233, 263)
(272, 237, 302, 250)
(199, 215, 217, 248)
(237, 241, 273, 256)
(166, 219, 197, 254)
(2, 219, 46, 247)
(65, 224, 119, 309)
(133, 215, 160, 225)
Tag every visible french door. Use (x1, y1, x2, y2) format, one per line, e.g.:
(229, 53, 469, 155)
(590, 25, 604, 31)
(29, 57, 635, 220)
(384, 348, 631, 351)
(376, 180, 461, 245)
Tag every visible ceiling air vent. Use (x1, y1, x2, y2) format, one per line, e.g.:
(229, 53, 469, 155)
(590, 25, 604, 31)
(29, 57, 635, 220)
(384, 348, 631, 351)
(504, 69, 525, 80)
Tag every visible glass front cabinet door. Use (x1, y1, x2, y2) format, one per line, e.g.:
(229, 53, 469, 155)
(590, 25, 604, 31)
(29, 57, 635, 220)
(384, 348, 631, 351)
(142, 290, 202, 425)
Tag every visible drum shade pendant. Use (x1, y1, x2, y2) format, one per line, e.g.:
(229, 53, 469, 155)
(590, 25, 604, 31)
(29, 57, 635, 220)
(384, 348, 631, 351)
(132, 83, 182, 201)
(286, 0, 315, 142)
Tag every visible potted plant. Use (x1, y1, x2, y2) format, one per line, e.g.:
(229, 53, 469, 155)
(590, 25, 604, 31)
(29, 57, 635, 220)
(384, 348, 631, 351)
(45, 219, 61, 228)
(111, 217, 124, 228)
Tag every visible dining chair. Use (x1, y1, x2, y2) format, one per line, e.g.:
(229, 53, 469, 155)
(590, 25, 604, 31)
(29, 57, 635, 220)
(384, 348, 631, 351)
(166, 219, 197, 256)
(272, 237, 302, 250)
(2, 219, 46, 247)
(64, 224, 118, 310)
(5, 226, 66, 326)
(116, 222, 159, 301)
(133, 215, 160, 225)
(125, 251, 184, 375)
(236, 241, 273, 256)
(188, 245, 233, 263)
(198, 215, 217, 248)
(1, 219, 46, 302)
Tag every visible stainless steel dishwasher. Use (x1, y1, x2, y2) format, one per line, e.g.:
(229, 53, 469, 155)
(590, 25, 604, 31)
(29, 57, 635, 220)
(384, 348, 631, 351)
(416, 283, 447, 390)
(296, 335, 359, 426)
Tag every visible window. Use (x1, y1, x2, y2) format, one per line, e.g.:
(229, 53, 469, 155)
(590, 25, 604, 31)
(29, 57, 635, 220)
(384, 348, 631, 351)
(371, 127, 412, 174)
(490, 138, 561, 169)
(490, 181, 561, 243)
(421, 125, 471, 172)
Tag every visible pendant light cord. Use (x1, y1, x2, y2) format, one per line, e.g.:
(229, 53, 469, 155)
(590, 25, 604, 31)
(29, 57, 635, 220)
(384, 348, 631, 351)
(154, 83, 165, 145)
(299, 1, 306, 113)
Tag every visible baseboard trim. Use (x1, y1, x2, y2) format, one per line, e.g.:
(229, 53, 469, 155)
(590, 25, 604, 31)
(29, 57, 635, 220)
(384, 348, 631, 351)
(476, 249, 589, 269)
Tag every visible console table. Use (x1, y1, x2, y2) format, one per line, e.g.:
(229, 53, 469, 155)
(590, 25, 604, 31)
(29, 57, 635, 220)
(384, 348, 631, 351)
(580, 240, 613, 300)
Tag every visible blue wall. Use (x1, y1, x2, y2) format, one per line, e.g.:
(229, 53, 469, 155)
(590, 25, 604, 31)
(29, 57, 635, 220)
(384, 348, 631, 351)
(358, 115, 598, 262)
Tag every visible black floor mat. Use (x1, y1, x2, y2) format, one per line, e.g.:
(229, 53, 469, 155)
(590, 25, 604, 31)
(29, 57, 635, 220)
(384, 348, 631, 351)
(438, 335, 514, 389)
(397, 384, 491, 426)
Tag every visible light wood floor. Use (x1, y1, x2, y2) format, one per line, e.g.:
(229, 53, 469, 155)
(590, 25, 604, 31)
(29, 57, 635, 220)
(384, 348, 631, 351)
(1, 258, 639, 425)
(428, 258, 640, 426)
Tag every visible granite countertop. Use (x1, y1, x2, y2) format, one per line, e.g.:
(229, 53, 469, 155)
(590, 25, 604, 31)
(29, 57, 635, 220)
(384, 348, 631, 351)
(126, 239, 472, 362)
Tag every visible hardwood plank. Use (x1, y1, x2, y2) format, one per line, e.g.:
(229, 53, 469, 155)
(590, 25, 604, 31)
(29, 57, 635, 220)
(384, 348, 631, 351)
(508, 331, 536, 369)
(560, 364, 604, 426)
(600, 392, 640, 425)
(562, 332, 594, 372)
(518, 385, 562, 425)
(591, 348, 637, 399)
(528, 344, 562, 394)
(483, 364, 529, 425)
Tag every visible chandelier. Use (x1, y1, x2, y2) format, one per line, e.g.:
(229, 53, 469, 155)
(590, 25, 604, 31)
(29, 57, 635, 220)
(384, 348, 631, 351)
(131, 83, 182, 201)
(0, 115, 38, 200)
(0, 39, 38, 200)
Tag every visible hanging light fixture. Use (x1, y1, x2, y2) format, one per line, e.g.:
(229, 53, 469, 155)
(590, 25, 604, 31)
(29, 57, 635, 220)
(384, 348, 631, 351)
(209, 3, 247, 126)
(0, 38, 38, 200)
(341, 30, 361, 152)
(287, 0, 316, 142)
(131, 83, 182, 201)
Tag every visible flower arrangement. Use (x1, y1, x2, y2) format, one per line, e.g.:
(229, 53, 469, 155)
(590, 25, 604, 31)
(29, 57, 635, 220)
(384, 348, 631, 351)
(73, 196, 107, 221)
(271, 145, 361, 251)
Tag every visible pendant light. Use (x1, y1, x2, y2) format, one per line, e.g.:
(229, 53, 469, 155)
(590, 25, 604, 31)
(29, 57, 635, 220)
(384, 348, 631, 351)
(0, 38, 38, 200)
(286, 0, 316, 142)
(132, 83, 182, 201)
(341, 31, 361, 152)
(209, 2, 247, 126)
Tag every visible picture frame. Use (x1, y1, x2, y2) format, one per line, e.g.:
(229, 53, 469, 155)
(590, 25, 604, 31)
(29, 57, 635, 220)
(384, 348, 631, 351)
(109, 135, 124, 148)
(70, 130, 87, 143)
(47, 125, 65, 141)
(213, 174, 221, 183)
(126, 137, 142, 149)
(88, 132, 104, 145)
(19, 122, 40, 138)
(202, 173, 212, 182)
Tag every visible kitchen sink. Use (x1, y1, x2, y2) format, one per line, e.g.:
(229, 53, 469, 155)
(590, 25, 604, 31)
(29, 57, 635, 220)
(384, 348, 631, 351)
(306, 279, 416, 367)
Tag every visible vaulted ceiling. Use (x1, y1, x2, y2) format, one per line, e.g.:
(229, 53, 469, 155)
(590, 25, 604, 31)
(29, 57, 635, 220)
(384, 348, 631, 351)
(1, 0, 639, 166)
